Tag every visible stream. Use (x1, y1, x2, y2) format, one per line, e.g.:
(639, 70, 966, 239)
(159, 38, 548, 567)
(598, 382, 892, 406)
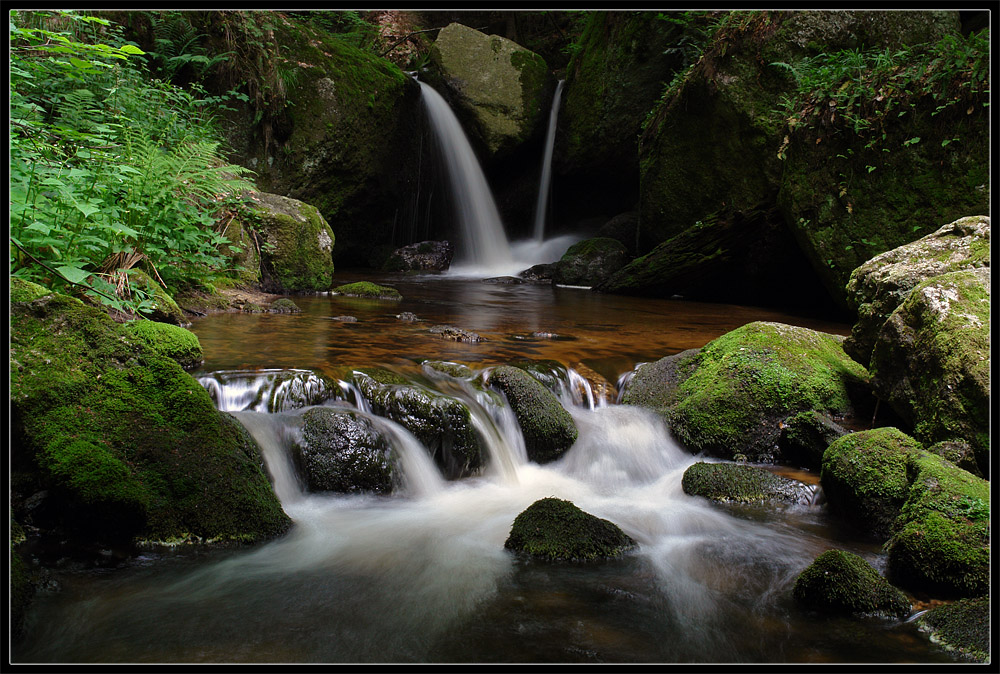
(12, 271, 953, 664)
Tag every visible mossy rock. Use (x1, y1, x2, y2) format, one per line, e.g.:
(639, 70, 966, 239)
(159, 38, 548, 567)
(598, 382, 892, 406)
(778, 410, 849, 471)
(869, 268, 990, 476)
(926, 440, 982, 479)
(269, 298, 302, 313)
(423, 360, 475, 380)
(885, 451, 989, 598)
(9, 278, 290, 547)
(127, 269, 189, 326)
(792, 549, 911, 618)
(681, 461, 815, 504)
(332, 281, 402, 300)
(820, 427, 922, 540)
(917, 597, 990, 663)
(298, 407, 397, 494)
(123, 320, 204, 370)
(487, 365, 578, 463)
(352, 367, 481, 479)
(552, 237, 629, 287)
(629, 322, 869, 462)
(504, 497, 636, 562)
(250, 192, 335, 293)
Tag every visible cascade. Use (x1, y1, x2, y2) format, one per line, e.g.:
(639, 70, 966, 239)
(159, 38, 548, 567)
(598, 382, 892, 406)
(418, 81, 513, 272)
(531, 79, 565, 242)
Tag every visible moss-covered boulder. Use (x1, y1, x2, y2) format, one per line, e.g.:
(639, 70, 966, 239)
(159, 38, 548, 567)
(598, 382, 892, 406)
(917, 597, 990, 663)
(9, 278, 290, 547)
(869, 268, 990, 475)
(820, 427, 921, 539)
(127, 269, 189, 326)
(843, 215, 990, 367)
(926, 440, 982, 479)
(551, 237, 629, 287)
(624, 322, 869, 462)
(792, 549, 911, 618)
(352, 368, 482, 479)
(486, 365, 578, 463)
(681, 462, 815, 504)
(504, 497, 635, 562)
(123, 320, 204, 370)
(298, 407, 397, 494)
(249, 192, 335, 293)
(885, 451, 989, 598)
(777, 410, 849, 471)
(331, 281, 402, 300)
(269, 298, 302, 313)
(429, 23, 551, 159)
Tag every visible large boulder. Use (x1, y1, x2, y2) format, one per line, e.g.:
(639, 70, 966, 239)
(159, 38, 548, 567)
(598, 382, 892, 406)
(352, 368, 482, 479)
(843, 215, 990, 367)
(428, 23, 551, 160)
(869, 268, 990, 474)
(820, 427, 922, 539)
(792, 549, 910, 618)
(383, 240, 455, 272)
(9, 278, 290, 546)
(504, 497, 635, 562)
(486, 365, 578, 463)
(249, 191, 336, 293)
(298, 408, 397, 494)
(551, 237, 629, 287)
(917, 597, 990, 663)
(681, 462, 815, 504)
(622, 322, 869, 462)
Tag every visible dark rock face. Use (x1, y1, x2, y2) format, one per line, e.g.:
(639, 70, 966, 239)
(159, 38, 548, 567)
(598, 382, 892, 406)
(552, 237, 629, 287)
(792, 549, 911, 618)
(299, 407, 397, 494)
(504, 497, 635, 562)
(917, 597, 990, 663)
(487, 365, 578, 463)
(681, 462, 816, 504)
(778, 410, 849, 471)
(383, 240, 455, 272)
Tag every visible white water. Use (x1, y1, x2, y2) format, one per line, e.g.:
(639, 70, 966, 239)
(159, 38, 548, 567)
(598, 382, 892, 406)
(419, 81, 514, 272)
(532, 79, 565, 242)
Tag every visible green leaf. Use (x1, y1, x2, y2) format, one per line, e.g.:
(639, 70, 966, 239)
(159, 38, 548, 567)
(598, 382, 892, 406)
(55, 265, 92, 285)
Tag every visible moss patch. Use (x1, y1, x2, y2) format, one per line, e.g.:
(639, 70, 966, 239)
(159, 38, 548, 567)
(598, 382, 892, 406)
(792, 549, 911, 618)
(504, 497, 635, 562)
(332, 281, 402, 300)
(123, 320, 204, 370)
(917, 597, 990, 662)
(681, 461, 813, 504)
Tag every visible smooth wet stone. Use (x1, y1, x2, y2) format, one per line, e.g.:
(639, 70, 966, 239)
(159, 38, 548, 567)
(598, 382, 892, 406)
(429, 325, 485, 342)
(298, 407, 397, 494)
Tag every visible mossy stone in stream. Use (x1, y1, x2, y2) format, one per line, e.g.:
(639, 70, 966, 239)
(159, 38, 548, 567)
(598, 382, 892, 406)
(917, 597, 990, 663)
(681, 462, 814, 504)
(487, 365, 578, 463)
(269, 298, 302, 313)
(792, 549, 911, 619)
(299, 407, 397, 494)
(332, 281, 402, 300)
(123, 320, 204, 370)
(504, 497, 635, 562)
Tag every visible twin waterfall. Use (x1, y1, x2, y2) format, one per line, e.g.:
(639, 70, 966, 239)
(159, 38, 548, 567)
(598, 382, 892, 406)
(418, 79, 567, 275)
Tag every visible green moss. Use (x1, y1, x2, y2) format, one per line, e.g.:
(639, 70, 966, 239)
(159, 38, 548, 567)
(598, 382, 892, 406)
(681, 461, 811, 504)
(917, 597, 990, 662)
(792, 549, 911, 618)
(128, 269, 187, 326)
(487, 365, 578, 463)
(423, 361, 475, 379)
(9, 277, 53, 302)
(820, 427, 922, 539)
(885, 450, 989, 597)
(124, 320, 204, 369)
(252, 195, 335, 292)
(269, 298, 302, 313)
(332, 281, 402, 300)
(504, 497, 635, 562)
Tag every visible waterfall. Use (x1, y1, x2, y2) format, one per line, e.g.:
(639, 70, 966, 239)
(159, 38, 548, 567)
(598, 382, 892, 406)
(418, 81, 513, 271)
(532, 79, 565, 242)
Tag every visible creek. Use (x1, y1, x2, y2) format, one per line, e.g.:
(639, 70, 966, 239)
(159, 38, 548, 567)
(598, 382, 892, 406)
(12, 272, 952, 664)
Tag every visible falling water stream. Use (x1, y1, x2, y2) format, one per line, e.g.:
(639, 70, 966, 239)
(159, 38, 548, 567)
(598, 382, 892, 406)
(532, 80, 565, 242)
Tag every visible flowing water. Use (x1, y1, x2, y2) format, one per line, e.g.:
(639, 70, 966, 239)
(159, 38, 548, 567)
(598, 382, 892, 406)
(12, 274, 953, 664)
(532, 80, 565, 242)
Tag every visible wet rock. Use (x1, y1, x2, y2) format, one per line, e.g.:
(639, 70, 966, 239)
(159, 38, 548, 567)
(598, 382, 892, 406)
(926, 440, 982, 478)
(269, 298, 302, 313)
(519, 263, 555, 283)
(552, 237, 629, 287)
(869, 268, 990, 476)
(298, 407, 397, 494)
(383, 240, 454, 272)
(844, 215, 990, 367)
(778, 410, 849, 471)
(396, 312, 419, 322)
(331, 281, 402, 300)
(429, 23, 552, 159)
(572, 362, 617, 406)
(595, 212, 639, 256)
(429, 325, 485, 342)
(681, 462, 815, 504)
(917, 597, 990, 663)
(487, 365, 578, 463)
(504, 497, 635, 562)
(792, 549, 911, 618)
(352, 367, 482, 479)
(251, 192, 336, 293)
(482, 276, 524, 285)
(330, 315, 357, 322)
(423, 361, 475, 379)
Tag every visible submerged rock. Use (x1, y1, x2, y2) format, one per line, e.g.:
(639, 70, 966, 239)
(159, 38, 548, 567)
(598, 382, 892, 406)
(352, 367, 482, 479)
(487, 365, 578, 463)
(552, 237, 629, 287)
(298, 407, 397, 494)
(396, 312, 419, 322)
(429, 325, 485, 342)
(383, 240, 454, 272)
(792, 549, 911, 619)
(332, 281, 402, 300)
(251, 191, 336, 293)
(917, 597, 990, 663)
(681, 462, 815, 504)
(504, 497, 635, 562)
